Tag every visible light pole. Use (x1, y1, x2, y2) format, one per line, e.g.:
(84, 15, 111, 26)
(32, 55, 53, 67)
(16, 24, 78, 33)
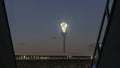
(59, 21, 68, 53)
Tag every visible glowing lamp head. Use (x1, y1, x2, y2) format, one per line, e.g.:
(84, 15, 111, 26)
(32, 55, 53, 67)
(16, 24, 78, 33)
(60, 21, 68, 33)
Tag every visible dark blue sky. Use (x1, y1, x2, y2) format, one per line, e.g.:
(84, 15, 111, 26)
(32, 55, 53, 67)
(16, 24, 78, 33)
(5, 0, 106, 56)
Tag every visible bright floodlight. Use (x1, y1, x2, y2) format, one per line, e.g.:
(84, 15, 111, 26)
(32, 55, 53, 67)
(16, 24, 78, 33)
(60, 21, 68, 33)
(59, 21, 68, 53)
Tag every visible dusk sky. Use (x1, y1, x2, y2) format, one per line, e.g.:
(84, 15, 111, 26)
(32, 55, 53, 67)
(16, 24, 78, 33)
(5, 0, 106, 56)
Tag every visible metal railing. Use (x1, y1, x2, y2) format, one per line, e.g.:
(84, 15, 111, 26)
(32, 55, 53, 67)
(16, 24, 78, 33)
(16, 55, 92, 60)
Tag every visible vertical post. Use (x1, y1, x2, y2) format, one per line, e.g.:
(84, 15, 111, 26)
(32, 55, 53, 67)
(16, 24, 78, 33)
(63, 34, 66, 53)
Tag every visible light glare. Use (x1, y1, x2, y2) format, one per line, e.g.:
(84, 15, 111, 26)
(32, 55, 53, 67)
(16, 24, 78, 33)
(60, 22, 68, 33)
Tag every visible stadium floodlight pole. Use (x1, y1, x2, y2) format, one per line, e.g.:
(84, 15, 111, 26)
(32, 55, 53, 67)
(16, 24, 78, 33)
(59, 21, 68, 53)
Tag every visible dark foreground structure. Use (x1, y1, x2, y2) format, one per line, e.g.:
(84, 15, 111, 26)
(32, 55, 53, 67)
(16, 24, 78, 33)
(0, 0, 120, 68)
(16, 55, 91, 68)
